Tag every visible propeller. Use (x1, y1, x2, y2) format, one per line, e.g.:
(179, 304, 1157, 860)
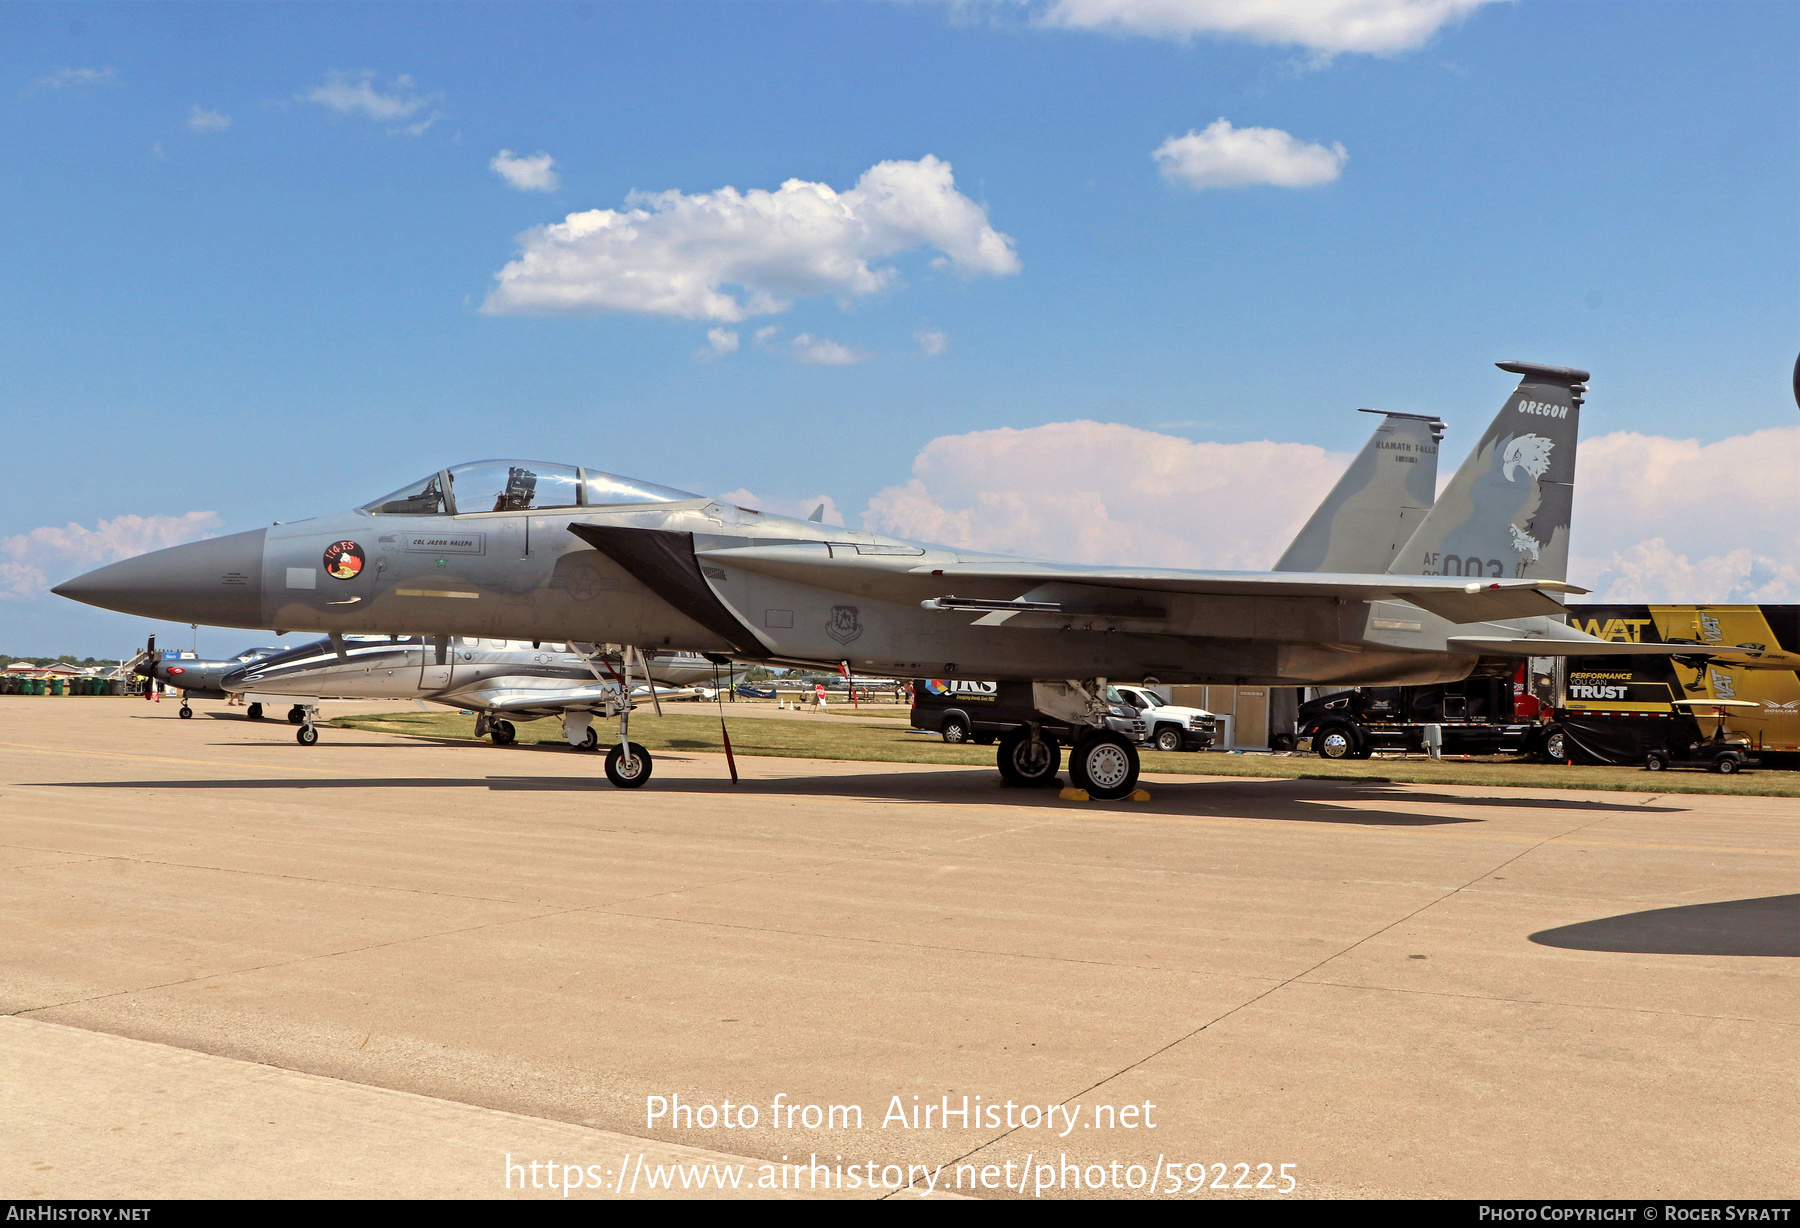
(130, 635, 158, 681)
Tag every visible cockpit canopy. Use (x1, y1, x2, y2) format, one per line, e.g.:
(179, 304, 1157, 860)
(363, 461, 699, 516)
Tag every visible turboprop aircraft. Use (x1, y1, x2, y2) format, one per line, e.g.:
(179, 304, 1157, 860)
(63, 360, 1759, 799)
(222, 636, 743, 750)
(130, 636, 284, 719)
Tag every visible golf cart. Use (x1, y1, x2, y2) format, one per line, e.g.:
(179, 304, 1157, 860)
(1644, 699, 1762, 774)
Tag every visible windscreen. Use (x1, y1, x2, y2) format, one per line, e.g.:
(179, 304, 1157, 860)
(363, 472, 449, 515)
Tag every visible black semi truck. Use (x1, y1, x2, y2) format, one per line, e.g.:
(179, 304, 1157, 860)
(1291, 604, 1800, 767)
(1293, 664, 1549, 760)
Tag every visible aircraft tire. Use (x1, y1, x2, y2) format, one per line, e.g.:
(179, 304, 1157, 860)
(179, 706, 193, 720)
(288, 706, 306, 725)
(247, 703, 263, 721)
(997, 726, 1060, 787)
(579, 727, 599, 751)
(605, 742, 653, 788)
(491, 720, 516, 746)
(1069, 731, 1140, 801)
(297, 726, 318, 746)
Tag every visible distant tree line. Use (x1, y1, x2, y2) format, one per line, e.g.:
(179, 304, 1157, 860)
(1, 653, 121, 667)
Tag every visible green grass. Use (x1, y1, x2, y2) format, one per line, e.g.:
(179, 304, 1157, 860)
(330, 709, 1800, 797)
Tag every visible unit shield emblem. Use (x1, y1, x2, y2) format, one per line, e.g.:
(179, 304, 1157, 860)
(323, 540, 365, 580)
(826, 605, 863, 645)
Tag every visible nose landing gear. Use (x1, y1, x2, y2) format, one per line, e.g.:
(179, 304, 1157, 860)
(295, 704, 321, 745)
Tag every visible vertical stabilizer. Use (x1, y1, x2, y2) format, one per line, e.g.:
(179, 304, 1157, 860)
(1387, 360, 1588, 583)
(1274, 410, 1443, 574)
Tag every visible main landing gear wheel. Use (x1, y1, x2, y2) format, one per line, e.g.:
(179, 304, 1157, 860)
(296, 725, 319, 746)
(246, 703, 263, 721)
(1069, 731, 1140, 801)
(605, 741, 653, 788)
(491, 720, 516, 746)
(178, 705, 193, 720)
(997, 726, 1060, 787)
(288, 705, 306, 725)
(578, 727, 599, 751)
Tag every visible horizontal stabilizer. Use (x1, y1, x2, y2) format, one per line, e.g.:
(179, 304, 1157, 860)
(1447, 637, 1800, 666)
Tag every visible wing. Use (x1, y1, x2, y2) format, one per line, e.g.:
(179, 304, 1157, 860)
(694, 541, 1585, 624)
(445, 676, 626, 716)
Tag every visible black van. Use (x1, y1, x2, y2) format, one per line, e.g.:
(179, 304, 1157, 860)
(910, 679, 1144, 745)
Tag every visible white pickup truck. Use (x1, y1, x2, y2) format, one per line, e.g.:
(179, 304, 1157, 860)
(1107, 685, 1219, 752)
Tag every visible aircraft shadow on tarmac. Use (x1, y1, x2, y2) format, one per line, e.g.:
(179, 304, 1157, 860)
(1529, 895, 1800, 957)
(39, 768, 1676, 827)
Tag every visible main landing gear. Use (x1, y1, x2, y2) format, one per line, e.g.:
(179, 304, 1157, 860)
(246, 702, 263, 721)
(1067, 730, 1140, 801)
(997, 725, 1060, 787)
(997, 680, 1142, 801)
(287, 705, 306, 725)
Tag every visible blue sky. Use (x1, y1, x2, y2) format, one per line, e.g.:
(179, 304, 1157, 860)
(4, 1, 1797, 656)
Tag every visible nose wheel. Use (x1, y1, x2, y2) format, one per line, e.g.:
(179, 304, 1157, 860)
(294, 704, 321, 745)
(605, 741, 653, 788)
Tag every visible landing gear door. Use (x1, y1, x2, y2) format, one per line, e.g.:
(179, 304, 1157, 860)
(421, 635, 454, 692)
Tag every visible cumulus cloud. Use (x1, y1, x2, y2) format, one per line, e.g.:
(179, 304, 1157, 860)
(863, 421, 1348, 568)
(790, 334, 866, 365)
(852, 417, 1800, 604)
(694, 327, 740, 362)
(2, 512, 223, 600)
(1037, 0, 1495, 56)
(186, 105, 231, 133)
(1154, 119, 1346, 190)
(33, 66, 116, 92)
(301, 71, 438, 132)
(1569, 426, 1800, 603)
(491, 149, 558, 191)
(718, 490, 847, 527)
(482, 155, 1020, 321)
(916, 328, 949, 357)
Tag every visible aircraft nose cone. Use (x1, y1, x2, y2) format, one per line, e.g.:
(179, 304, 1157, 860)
(52, 528, 267, 627)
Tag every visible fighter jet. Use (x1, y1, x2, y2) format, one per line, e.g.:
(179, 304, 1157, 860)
(62, 360, 1723, 798)
(131, 636, 284, 719)
(222, 635, 743, 749)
